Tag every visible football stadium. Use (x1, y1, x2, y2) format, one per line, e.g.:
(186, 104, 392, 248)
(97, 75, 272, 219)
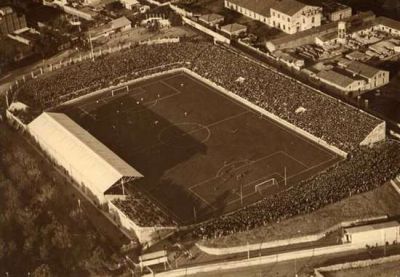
(7, 40, 400, 245)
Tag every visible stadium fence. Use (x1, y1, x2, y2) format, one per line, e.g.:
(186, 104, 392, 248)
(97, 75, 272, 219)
(195, 215, 388, 256)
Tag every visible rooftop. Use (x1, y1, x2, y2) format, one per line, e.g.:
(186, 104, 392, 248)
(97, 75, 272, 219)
(227, 0, 277, 17)
(28, 112, 143, 195)
(346, 61, 384, 79)
(111, 16, 131, 29)
(317, 31, 337, 42)
(321, 0, 351, 13)
(317, 70, 359, 88)
(375, 16, 400, 31)
(221, 23, 247, 34)
(272, 0, 310, 16)
(0, 6, 13, 15)
(346, 50, 369, 61)
(199, 13, 224, 23)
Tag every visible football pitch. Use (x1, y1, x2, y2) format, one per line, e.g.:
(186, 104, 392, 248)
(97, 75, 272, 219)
(58, 72, 341, 224)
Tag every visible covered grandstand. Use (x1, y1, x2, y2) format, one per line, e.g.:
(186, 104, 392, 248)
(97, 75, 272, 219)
(28, 112, 143, 204)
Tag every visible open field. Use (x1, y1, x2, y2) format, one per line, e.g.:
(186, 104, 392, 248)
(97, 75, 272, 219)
(56, 72, 340, 224)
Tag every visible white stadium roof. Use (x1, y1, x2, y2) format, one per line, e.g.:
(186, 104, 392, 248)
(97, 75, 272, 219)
(28, 112, 142, 197)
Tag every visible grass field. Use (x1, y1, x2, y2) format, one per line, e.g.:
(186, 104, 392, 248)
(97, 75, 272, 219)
(57, 72, 340, 224)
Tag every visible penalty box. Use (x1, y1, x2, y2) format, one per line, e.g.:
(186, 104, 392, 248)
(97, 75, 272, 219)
(189, 150, 309, 212)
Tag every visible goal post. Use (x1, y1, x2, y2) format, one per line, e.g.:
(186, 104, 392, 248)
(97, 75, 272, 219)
(255, 178, 277, 194)
(111, 85, 129, 96)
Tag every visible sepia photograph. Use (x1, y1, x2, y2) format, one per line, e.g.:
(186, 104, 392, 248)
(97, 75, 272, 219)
(1, 0, 400, 276)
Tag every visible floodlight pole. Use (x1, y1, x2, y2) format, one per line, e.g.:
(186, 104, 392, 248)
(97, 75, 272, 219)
(240, 183, 243, 206)
(193, 206, 197, 223)
(88, 32, 94, 61)
(284, 167, 287, 186)
(384, 232, 387, 256)
(121, 179, 125, 195)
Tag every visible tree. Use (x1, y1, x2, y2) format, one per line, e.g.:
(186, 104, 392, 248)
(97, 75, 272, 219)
(0, 238, 6, 260)
(32, 264, 52, 277)
(51, 223, 72, 250)
(0, 38, 17, 65)
(85, 247, 106, 272)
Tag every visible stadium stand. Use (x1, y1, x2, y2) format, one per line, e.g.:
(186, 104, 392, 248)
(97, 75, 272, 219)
(112, 193, 176, 227)
(28, 112, 143, 203)
(14, 41, 381, 153)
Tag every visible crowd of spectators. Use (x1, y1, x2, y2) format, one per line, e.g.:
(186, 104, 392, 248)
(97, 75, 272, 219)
(192, 140, 400, 239)
(13, 40, 396, 232)
(15, 42, 208, 111)
(190, 45, 381, 153)
(112, 188, 177, 227)
(15, 40, 381, 153)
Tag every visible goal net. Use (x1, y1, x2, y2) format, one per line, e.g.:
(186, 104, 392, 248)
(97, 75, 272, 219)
(111, 86, 129, 96)
(255, 178, 277, 194)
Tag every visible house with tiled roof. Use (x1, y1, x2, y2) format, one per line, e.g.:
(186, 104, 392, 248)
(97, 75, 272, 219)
(345, 61, 389, 90)
(317, 61, 389, 94)
(199, 13, 224, 27)
(317, 70, 365, 95)
(220, 23, 247, 36)
(224, 0, 322, 34)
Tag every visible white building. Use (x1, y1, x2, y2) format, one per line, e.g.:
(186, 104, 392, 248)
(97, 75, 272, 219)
(270, 0, 322, 34)
(342, 221, 400, 246)
(224, 0, 322, 34)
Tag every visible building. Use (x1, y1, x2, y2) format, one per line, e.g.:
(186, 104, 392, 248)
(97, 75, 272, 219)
(269, 0, 322, 34)
(345, 61, 390, 90)
(43, 0, 96, 21)
(266, 11, 376, 52)
(120, 0, 140, 10)
(28, 112, 143, 204)
(342, 221, 400, 246)
(321, 0, 352, 22)
(224, 0, 274, 26)
(317, 60, 389, 94)
(373, 16, 400, 36)
(0, 6, 27, 35)
(274, 51, 305, 69)
(89, 16, 132, 41)
(224, 0, 322, 34)
(220, 23, 247, 36)
(317, 70, 365, 95)
(199, 13, 224, 27)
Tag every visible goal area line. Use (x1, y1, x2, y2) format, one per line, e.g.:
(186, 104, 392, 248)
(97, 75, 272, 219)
(111, 85, 129, 96)
(254, 178, 278, 193)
